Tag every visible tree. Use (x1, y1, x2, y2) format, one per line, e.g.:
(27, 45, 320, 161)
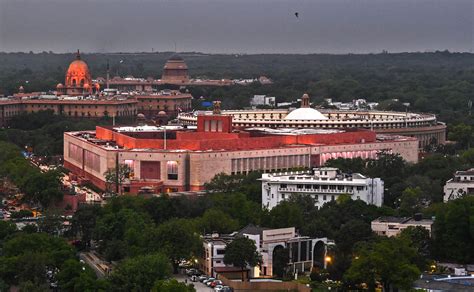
(198, 208, 239, 234)
(265, 201, 304, 229)
(431, 196, 474, 263)
(0, 233, 75, 287)
(398, 187, 425, 216)
(151, 218, 202, 273)
(72, 204, 102, 249)
(399, 226, 432, 269)
(152, 279, 196, 292)
(104, 164, 131, 195)
(224, 237, 262, 281)
(344, 237, 420, 291)
(448, 123, 474, 149)
(56, 259, 99, 291)
(108, 254, 171, 292)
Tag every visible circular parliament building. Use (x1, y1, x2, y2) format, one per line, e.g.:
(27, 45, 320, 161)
(178, 94, 446, 150)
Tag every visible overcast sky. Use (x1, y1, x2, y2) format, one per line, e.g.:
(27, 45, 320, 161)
(0, 0, 472, 54)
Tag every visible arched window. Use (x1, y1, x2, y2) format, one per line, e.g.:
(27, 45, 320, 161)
(72, 79, 77, 86)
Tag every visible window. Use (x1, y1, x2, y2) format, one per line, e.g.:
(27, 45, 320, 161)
(356, 186, 365, 191)
(337, 185, 344, 190)
(305, 184, 312, 189)
(167, 161, 178, 180)
(216, 249, 225, 255)
(321, 185, 328, 190)
(282, 194, 286, 199)
(280, 184, 287, 188)
(296, 184, 304, 189)
(323, 195, 327, 200)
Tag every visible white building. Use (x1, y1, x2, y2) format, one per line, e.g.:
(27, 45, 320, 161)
(199, 225, 332, 278)
(261, 168, 384, 210)
(371, 216, 434, 237)
(443, 169, 474, 202)
(250, 95, 276, 107)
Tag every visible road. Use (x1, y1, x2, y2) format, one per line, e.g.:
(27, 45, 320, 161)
(174, 274, 214, 292)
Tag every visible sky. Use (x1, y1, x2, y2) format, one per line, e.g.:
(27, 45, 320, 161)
(0, 0, 472, 54)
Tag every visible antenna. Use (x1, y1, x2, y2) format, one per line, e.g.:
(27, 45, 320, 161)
(106, 59, 110, 89)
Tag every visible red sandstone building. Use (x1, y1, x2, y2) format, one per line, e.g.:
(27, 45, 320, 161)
(63, 114, 418, 194)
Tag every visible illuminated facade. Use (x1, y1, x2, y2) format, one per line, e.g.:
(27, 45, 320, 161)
(178, 94, 446, 150)
(63, 114, 418, 194)
(57, 50, 100, 96)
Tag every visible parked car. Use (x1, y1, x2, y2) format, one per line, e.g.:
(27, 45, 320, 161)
(204, 277, 215, 285)
(186, 268, 198, 276)
(214, 285, 224, 291)
(210, 280, 223, 288)
(198, 275, 208, 282)
(191, 275, 198, 282)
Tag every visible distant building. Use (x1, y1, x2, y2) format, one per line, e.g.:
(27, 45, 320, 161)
(261, 168, 384, 210)
(199, 225, 332, 279)
(443, 169, 474, 202)
(250, 95, 275, 107)
(56, 50, 100, 96)
(161, 54, 189, 84)
(371, 215, 434, 237)
(178, 93, 446, 150)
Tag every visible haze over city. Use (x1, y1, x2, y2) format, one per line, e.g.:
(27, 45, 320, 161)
(0, 0, 472, 54)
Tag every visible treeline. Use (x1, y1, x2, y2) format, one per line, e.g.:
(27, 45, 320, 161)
(0, 111, 132, 157)
(1, 51, 474, 125)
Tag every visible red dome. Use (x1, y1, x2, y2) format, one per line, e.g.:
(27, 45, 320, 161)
(65, 50, 92, 88)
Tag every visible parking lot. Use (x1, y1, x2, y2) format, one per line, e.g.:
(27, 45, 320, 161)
(174, 274, 214, 292)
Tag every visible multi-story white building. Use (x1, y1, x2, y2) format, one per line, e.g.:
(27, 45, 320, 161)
(261, 167, 384, 210)
(371, 216, 434, 237)
(443, 169, 474, 202)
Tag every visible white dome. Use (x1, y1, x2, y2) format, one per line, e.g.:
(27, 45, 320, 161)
(284, 108, 328, 120)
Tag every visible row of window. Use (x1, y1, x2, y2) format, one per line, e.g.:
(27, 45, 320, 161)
(280, 183, 366, 191)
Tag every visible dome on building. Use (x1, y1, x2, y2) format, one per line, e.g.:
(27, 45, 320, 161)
(158, 111, 167, 116)
(65, 50, 92, 89)
(137, 113, 146, 120)
(168, 53, 184, 61)
(284, 108, 328, 120)
(56, 83, 64, 88)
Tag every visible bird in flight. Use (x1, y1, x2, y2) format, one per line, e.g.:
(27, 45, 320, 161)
(295, 12, 299, 18)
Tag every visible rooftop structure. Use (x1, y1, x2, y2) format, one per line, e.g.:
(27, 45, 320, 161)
(63, 113, 418, 194)
(261, 167, 384, 210)
(443, 168, 474, 202)
(161, 54, 189, 83)
(178, 93, 446, 150)
(371, 215, 434, 237)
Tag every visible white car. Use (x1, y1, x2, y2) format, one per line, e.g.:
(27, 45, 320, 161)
(214, 285, 224, 291)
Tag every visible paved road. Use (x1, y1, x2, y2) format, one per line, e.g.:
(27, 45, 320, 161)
(174, 274, 214, 292)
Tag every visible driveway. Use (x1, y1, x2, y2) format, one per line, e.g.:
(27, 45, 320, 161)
(174, 274, 214, 292)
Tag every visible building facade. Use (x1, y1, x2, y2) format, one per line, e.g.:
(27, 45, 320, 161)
(443, 169, 474, 202)
(178, 94, 446, 150)
(261, 168, 384, 210)
(371, 216, 434, 237)
(199, 226, 331, 278)
(63, 114, 418, 194)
